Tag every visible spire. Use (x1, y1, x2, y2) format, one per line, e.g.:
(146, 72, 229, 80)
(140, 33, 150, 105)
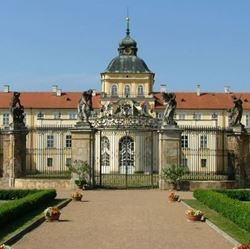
(126, 16, 130, 36)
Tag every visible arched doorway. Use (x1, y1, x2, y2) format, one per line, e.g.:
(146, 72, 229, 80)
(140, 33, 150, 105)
(119, 136, 135, 174)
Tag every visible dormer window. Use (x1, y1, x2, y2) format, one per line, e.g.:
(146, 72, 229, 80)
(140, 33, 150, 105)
(138, 85, 144, 96)
(124, 85, 130, 97)
(111, 85, 118, 97)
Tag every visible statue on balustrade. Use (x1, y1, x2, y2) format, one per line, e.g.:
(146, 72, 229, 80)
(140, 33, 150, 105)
(228, 95, 244, 128)
(162, 92, 177, 126)
(9, 92, 25, 127)
(77, 90, 93, 123)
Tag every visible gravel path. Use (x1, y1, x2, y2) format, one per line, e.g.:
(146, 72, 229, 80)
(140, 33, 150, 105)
(13, 190, 233, 249)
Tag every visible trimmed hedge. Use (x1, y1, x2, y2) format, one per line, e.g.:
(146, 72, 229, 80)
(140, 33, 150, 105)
(216, 189, 250, 201)
(0, 189, 56, 226)
(194, 189, 250, 233)
(0, 189, 39, 200)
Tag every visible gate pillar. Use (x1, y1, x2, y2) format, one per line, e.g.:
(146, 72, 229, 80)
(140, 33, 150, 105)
(227, 127, 250, 188)
(158, 126, 182, 189)
(2, 127, 28, 187)
(70, 125, 95, 188)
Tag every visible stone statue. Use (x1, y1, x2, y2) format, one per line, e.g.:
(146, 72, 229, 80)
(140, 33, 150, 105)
(77, 90, 93, 122)
(162, 92, 177, 126)
(229, 95, 243, 127)
(9, 92, 25, 125)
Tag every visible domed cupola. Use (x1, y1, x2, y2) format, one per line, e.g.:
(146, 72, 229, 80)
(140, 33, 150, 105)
(104, 17, 151, 73)
(118, 17, 138, 56)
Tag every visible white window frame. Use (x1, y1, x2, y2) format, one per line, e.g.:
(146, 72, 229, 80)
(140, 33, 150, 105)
(3, 113, 9, 126)
(111, 85, 118, 97)
(200, 135, 208, 149)
(193, 112, 202, 120)
(181, 135, 188, 148)
(124, 85, 130, 97)
(246, 114, 250, 127)
(65, 135, 72, 148)
(47, 135, 54, 148)
(179, 113, 186, 120)
(138, 85, 144, 96)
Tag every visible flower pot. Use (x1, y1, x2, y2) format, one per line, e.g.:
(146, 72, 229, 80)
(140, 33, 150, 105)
(45, 213, 60, 221)
(168, 196, 178, 202)
(186, 214, 202, 221)
(72, 196, 82, 201)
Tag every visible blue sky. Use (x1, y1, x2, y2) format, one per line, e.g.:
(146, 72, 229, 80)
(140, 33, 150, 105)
(0, 0, 250, 92)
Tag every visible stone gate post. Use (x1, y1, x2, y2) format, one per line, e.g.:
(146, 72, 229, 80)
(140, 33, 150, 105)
(2, 127, 28, 187)
(227, 127, 250, 188)
(159, 126, 182, 189)
(70, 125, 95, 188)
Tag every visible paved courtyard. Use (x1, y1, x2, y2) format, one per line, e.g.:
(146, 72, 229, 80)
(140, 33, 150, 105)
(13, 190, 233, 249)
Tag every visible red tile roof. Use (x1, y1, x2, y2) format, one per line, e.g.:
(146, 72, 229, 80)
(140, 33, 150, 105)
(0, 91, 249, 110)
(0, 92, 101, 109)
(154, 92, 250, 110)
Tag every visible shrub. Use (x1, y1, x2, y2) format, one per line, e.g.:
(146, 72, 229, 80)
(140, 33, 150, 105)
(216, 190, 250, 201)
(194, 189, 250, 233)
(0, 189, 39, 200)
(0, 189, 56, 227)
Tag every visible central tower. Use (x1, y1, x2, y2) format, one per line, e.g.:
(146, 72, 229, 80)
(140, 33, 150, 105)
(101, 18, 155, 100)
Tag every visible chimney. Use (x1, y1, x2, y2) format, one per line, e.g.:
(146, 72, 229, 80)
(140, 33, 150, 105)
(196, 84, 201, 96)
(56, 88, 62, 96)
(160, 84, 166, 93)
(3, 85, 9, 93)
(52, 85, 58, 94)
(224, 85, 230, 93)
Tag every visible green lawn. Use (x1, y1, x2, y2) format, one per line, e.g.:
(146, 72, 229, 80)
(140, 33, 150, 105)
(183, 199, 250, 244)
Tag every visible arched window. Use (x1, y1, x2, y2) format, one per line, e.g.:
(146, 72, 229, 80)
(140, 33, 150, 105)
(138, 85, 144, 96)
(124, 85, 130, 97)
(111, 85, 117, 97)
(101, 136, 110, 167)
(119, 136, 135, 174)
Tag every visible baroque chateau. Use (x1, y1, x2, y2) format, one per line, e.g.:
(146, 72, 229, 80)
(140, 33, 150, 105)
(0, 19, 249, 189)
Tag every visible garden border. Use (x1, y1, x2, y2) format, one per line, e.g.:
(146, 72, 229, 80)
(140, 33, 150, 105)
(1, 198, 72, 246)
(181, 200, 239, 247)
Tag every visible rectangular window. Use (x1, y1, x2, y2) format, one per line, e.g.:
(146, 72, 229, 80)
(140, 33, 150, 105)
(201, 159, 207, 168)
(181, 135, 188, 148)
(181, 158, 188, 167)
(211, 112, 218, 120)
(200, 135, 208, 149)
(37, 112, 44, 119)
(47, 135, 54, 148)
(3, 113, 9, 125)
(47, 158, 53, 167)
(69, 113, 77, 120)
(53, 112, 61, 119)
(179, 113, 186, 120)
(246, 114, 250, 127)
(65, 135, 72, 148)
(66, 158, 71, 167)
(193, 113, 202, 120)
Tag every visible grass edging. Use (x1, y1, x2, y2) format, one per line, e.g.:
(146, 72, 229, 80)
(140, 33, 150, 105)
(2, 198, 72, 246)
(182, 199, 250, 245)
